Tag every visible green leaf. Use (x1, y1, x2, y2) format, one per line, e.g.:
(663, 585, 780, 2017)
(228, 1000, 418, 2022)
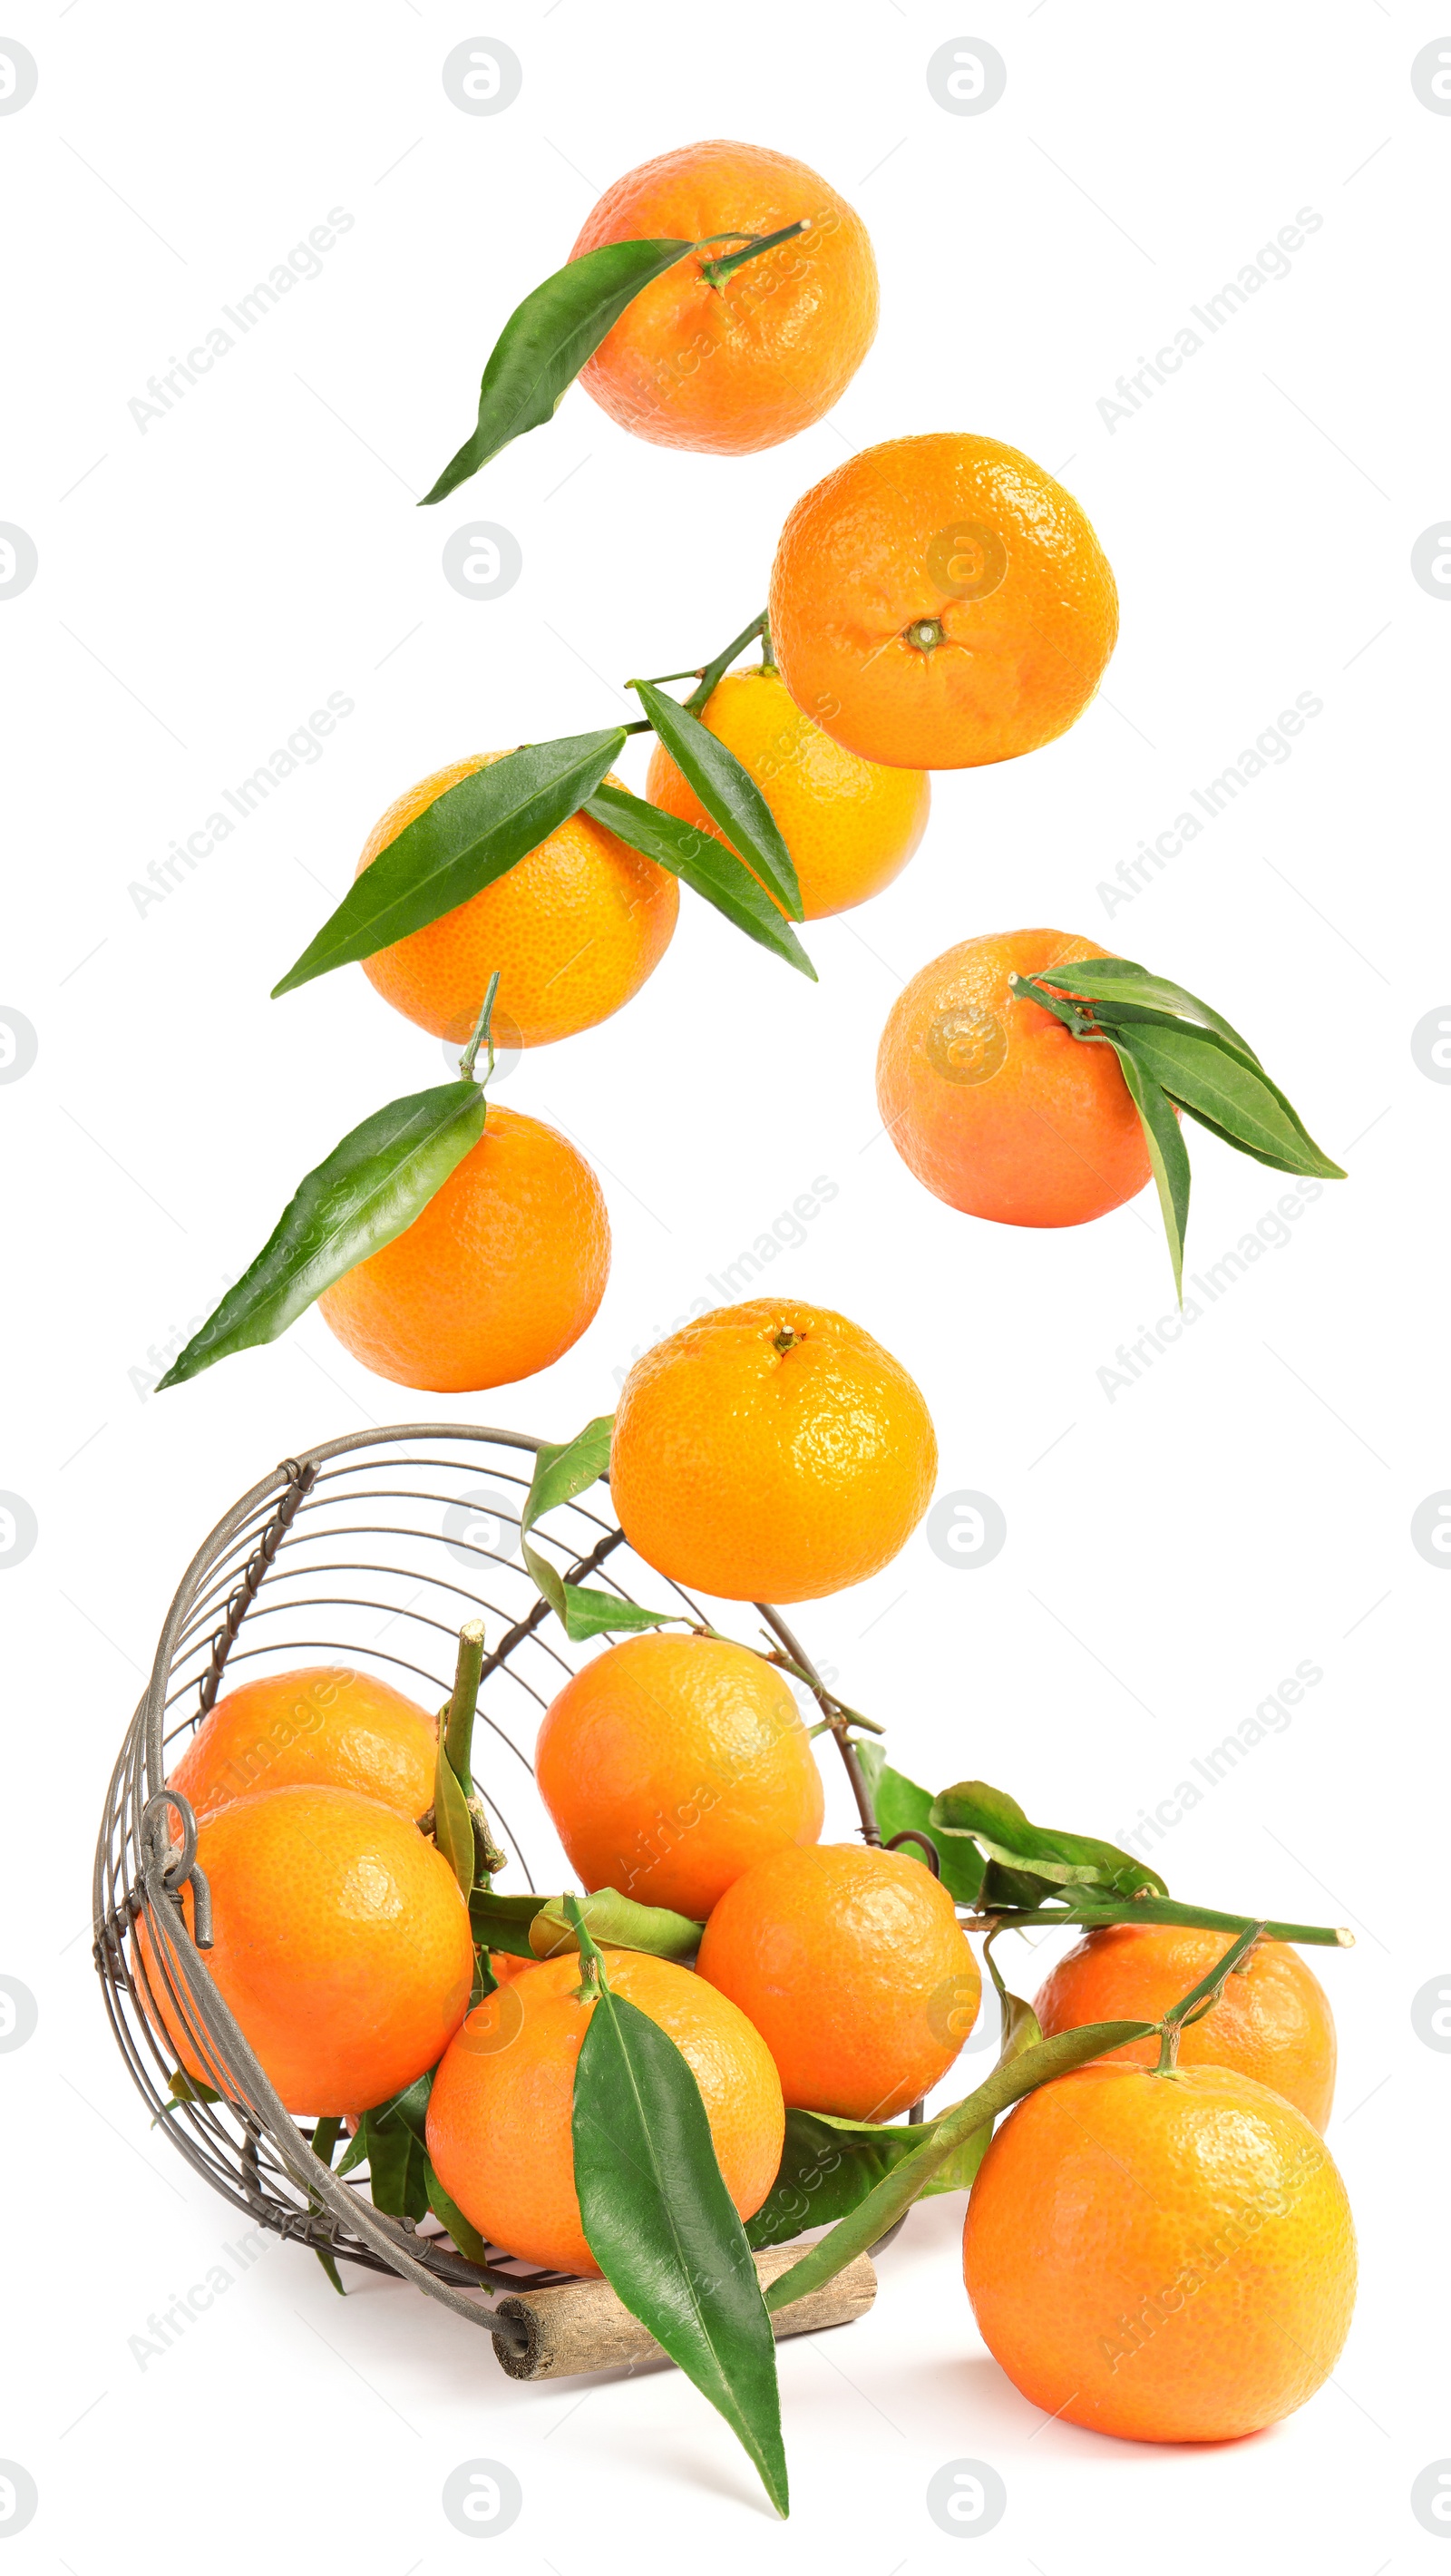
(338, 2074, 434, 2223)
(1064, 1889, 1349, 1947)
(584, 782, 815, 981)
(631, 679, 803, 921)
(573, 1976, 788, 2515)
(153, 2067, 223, 2122)
(1025, 955, 1257, 1055)
(425, 2162, 492, 2268)
(433, 1740, 476, 1903)
(520, 1417, 679, 1639)
(928, 1781, 1167, 1901)
(763, 2017, 1154, 2315)
(470, 1888, 549, 1957)
(272, 731, 627, 996)
(1111, 1033, 1193, 1302)
(745, 2106, 985, 2252)
(528, 1887, 703, 1962)
(421, 239, 695, 503)
(1119, 1022, 1345, 1179)
(314, 2247, 347, 2297)
(854, 1744, 985, 1905)
(157, 1080, 490, 1388)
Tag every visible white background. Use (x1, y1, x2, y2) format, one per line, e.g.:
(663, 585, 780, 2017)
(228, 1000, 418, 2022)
(3, 1, 1447, 2566)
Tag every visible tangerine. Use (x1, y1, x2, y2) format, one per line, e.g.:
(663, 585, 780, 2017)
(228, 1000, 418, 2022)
(535, 1632, 824, 1918)
(425, 1947, 784, 2275)
(1034, 1924, 1337, 2132)
(317, 1101, 609, 1391)
(609, 1299, 937, 1603)
(356, 755, 677, 1047)
(570, 141, 877, 454)
(962, 2060, 1356, 2441)
(696, 1842, 980, 2121)
(876, 930, 1152, 1227)
(168, 1665, 436, 1825)
(135, 1784, 473, 2115)
(769, 432, 1117, 768)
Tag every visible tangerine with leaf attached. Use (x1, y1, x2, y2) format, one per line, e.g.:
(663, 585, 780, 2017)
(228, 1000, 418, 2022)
(876, 930, 1152, 1227)
(426, 1947, 784, 2275)
(570, 141, 878, 455)
(1034, 1924, 1338, 2131)
(357, 754, 678, 1048)
(317, 1102, 609, 1392)
(963, 2059, 1356, 2441)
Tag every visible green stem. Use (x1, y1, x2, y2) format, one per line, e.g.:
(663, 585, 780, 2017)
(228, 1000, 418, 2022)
(1154, 1920, 1265, 2072)
(965, 1896, 1350, 1947)
(758, 614, 776, 673)
(698, 219, 809, 288)
(684, 611, 768, 715)
(311, 2114, 342, 2170)
(563, 1890, 608, 2001)
(459, 973, 502, 1085)
(443, 1619, 486, 1788)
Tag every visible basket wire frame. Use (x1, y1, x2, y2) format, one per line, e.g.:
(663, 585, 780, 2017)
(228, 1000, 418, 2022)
(93, 1422, 912, 2348)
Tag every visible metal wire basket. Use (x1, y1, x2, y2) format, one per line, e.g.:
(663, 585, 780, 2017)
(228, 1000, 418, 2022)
(93, 1422, 918, 2366)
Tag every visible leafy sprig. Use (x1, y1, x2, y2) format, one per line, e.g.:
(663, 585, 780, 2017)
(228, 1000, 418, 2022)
(159, 981, 506, 1389)
(272, 612, 812, 1000)
(421, 225, 810, 503)
(1009, 954, 1345, 1299)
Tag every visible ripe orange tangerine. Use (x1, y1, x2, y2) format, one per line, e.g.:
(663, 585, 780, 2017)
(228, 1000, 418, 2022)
(135, 1784, 473, 2115)
(168, 1665, 436, 1824)
(963, 2060, 1357, 2442)
(356, 754, 678, 1048)
(570, 141, 878, 454)
(609, 1299, 937, 1603)
(769, 432, 1118, 769)
(426, 1948, 784, 2275)
(317, 1102, 609, 1392)
(535, 1631, 824, 1918)
(1034, 1924, 1338, 2132)
(696, 1842, 981, 2121)
(876, 930, 1152, 1227)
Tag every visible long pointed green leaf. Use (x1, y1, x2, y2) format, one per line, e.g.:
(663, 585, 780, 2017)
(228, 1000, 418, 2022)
(632, 679, 803, 921)
(520, 1415, 679, 1638)
(574, 1984, 788, 2514)
(272, 730, 627, 995)
(1062, 1891, 1349, 1947)
(929, 1781, 1167, 1899)
(1027, 956, 1257, 1055)
(158, 1080, 489, 1387)
(1111, 1033, 1193, 1302)
(746, 2105, 988, 2253)
(1122, 1022, 1344, 1176)
(469, 1888, 549, 1956)
(763, 2018, 1153, 2315)
(422, 239, 695, 503)
(424, 2162, 492, 2267)
(854, 1744, 985, 1904)
(433, 1734, 476, 1902)
(528, 1888, 702, 1961)
(585, 782, 815, 980)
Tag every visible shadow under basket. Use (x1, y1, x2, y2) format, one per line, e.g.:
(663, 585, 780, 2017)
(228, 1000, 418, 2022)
(93, 1422, 895, 2377)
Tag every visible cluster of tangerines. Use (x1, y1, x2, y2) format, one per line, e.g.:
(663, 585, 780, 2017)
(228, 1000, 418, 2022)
(141, 1306, 1355, 2469)
(157, 136, 1330, 1404)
